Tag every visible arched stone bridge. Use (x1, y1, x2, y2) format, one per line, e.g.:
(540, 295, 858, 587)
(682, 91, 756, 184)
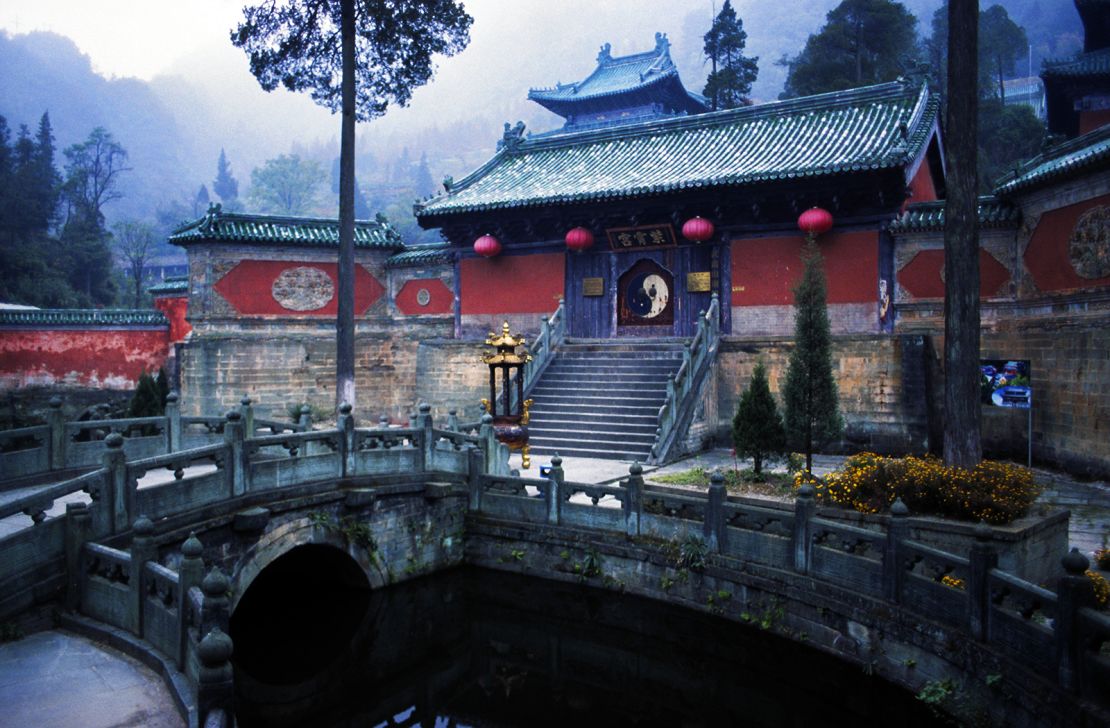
(0, 399, 1106, 728)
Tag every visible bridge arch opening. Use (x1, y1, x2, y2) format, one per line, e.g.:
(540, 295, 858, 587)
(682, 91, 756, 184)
(230, 543, 371, 685)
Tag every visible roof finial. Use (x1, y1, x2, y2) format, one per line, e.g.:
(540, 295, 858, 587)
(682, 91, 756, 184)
(654, 32, 670, 54)
(597, 43, 612, 64)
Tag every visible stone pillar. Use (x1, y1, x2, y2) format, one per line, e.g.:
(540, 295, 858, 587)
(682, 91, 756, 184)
(966, 521, 997, 641)
(703, 471, 726, 553)
(792, 484, 816, 574)
(545, 454, 563, 525)
(178, 532, 204, 671)
(298, 404, 312, 432)
(239, 394, 254, 438)
(337, 402, 355, 477)
(48, 396, 66, 470)
(223, 410, 247, 497)
(101, 433, 129, 535)
(624, 462, 643, 538)
(467, 445, 484, 511)
(419, 402, 434, 472)
(447, 409, 459, 433)
(200, 565, 230, 636)
(197, 627, 234, 727)
(478, 414, 497, 475)
(1056, 548, 1095, 692)
(129, 515, 156, 637)
(64, 502, 90, 612)
(165, 392, 182, 452)
(884, 499, 910, 603)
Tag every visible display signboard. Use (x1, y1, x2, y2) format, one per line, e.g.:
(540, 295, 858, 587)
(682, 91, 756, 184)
(980, 359, 1031, 409)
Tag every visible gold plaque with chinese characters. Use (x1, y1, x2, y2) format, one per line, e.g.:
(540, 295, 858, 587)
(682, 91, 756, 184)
(605, 224, 677, 251)
(686, 271, 711, 293)
(582, 277, 605, 296)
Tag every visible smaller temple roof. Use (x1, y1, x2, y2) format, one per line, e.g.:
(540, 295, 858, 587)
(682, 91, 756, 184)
(170, 204, 404, 249)
(888, 197, 1020, 233)
(147, 276, 189, 296)
(384, 243, 453, 268)
(1042, 47, 1110, 79)
(994, 123, 1110, 196)
(417, 80, 938, 221)
(0, 309, 168, 327)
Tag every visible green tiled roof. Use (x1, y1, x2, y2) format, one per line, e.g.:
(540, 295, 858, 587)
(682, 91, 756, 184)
(147, 277, 188, 296)
(994, 124, 1110, 196)
(888, 197, 1019, 233)
(0, 309, 168, 327)
(170, 204, 404, 249)
(1042, 47, 1110, 78)
(417, 81, 938, 220)
(385, 244, 453, 268)
(531, 36, 690, 103)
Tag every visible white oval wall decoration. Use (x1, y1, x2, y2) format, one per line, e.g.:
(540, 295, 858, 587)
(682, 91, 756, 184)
(271, 266, 335, 311)
(416, 288, 432, 306)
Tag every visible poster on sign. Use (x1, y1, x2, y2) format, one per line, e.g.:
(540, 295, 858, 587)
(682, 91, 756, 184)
(980, 359, 1032, 409)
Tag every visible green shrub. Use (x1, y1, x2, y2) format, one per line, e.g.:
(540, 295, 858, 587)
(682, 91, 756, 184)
(732, 362, 787, 474)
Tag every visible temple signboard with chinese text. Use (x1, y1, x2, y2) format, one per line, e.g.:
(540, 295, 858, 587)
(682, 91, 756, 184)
(606, 224, 677, 251)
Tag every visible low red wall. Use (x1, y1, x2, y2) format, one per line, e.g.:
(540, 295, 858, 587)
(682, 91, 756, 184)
(153, 296, 192, 341)
(1024, 194, 1110, 292)
(0, 328, 172, 389)
(730, 231, 878, 306)
(460, 253, 565, 314)
(897, 249, 1011, 299)
(213, 261, 384, 316)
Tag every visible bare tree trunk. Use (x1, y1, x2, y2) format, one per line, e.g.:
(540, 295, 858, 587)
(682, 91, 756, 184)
(336, 0, 356, 412)
(943, 0, 982, 468)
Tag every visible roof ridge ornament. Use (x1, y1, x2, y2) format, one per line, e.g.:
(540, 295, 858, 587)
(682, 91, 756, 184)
(497, 121, 527, 154)
(654, 32, 670, 55)
(200, 202, 222, 233)
(597, 42, 612, 64)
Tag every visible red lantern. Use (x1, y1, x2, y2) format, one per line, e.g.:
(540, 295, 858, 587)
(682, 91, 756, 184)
(681, 216, 715, 242)
(565, 226, 594, 252)
(473, 234, 502, 258)
(797, 207, 834, 238)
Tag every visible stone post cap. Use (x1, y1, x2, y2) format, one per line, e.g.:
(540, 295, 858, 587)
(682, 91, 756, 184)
(796, 483, 815, 499)
(197, 628, 233, 667)
(338, 402, 352, 415)
(629, 462, 643, 476)
(300, 405, 312, 415)
(240, 394, 251, 406)
(890, 498, 910, 517)
(133, 515, 154, 536)
(166, 391, 179, 404)
(709, 471, 725, 488)
(1062, 547, 1090, 576)
(49, 396, 63, 408)
(201, 567, 229, 598)
(105, 433, 125, 449)
(225, 410, 241, 422)
(481, 414, 493, 425)
(551, 454, 563, 467)
(182, 531, 204, 559)
(419, 402, 431, 414)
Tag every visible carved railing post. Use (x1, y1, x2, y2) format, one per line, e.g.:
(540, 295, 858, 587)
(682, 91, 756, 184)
(165, 392, 182, 452)
(479, 414, 498, 475)
(446, 408, 459, 433)
(408, 410, 419, 430)
(337, 403, 355, 477)
(624, 462, 643, 537)
(298, 404, 312, 432)
(884, 498, 910, 603)
(200, 565, 230, 636)
(48, 395, 66, 470)
(223, 410, 247, 496)
(197, 627, 234, 728)
(64, 502, 90, 611)
(129, 515, 156, 637)
(792, 483, 815, 574)
(1056, 548, 1095, 692)
(178, 532, 204, 671)
(545, 454, 563, 525)
(239, 394, 254, 438)
(419, 402, 434, 472)
(466, 444, 485, 511)
(967, 521, 997, 641)
(102, 433, 129, 534)
(703, 471, 726, 553)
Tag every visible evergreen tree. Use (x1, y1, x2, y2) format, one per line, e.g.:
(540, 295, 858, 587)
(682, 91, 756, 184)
(732, 362, 786, 475)
(248, 154, 326, 215)
(702, 0, 759, 109)
(927, 2, 1029, 102)
(782, 242, 842, 477)
(233, 0, 472, 410)
(413, 152, 435, 197)
(28, 113, 60, 234)
(194, 184, 210, 217)
(781, 0, 917, 99)
(213, 148, 239, 205)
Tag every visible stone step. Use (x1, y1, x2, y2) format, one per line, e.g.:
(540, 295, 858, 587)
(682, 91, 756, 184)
(531, 380, 668, 394)
(528, 427, 656, 445)
(527, 417, 659, 434)
(529, 441, 650, 461)
(528, 410, 659, 426)
(529, 400, 662, 415)
(529, 392, 666, 407)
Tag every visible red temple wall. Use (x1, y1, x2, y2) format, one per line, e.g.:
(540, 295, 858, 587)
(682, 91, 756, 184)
(905, 160, 938, 207)
(1024, 194, 1110, 292)
(395, 278, 453, 315)
(1079, 110, 1110, 136)
(460, 253, 565, 314)
(153, 296, 192, 341)
(213, 261, 384, 316)
(897, 249, 1011, 299)
(0, 328, 172, 389)
(730, 231, 878, 307)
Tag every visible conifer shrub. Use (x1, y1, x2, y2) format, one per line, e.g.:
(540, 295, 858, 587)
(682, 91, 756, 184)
(732, 362, 786, 475)
(799, 452, 1041, 525)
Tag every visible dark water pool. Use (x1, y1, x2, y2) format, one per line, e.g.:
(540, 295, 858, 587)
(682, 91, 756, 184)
(232, 562, 943, 727)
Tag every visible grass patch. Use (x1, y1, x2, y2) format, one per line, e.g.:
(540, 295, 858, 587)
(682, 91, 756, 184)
(652, 466, 794, 497)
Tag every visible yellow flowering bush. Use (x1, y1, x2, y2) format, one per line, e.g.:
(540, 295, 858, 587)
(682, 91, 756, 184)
(1095, 548, 1110, 571)
(797, 453, 1040, 525)
(1088, 570, 1109, 608)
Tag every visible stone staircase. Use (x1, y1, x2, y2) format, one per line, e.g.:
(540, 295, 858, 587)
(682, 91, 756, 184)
(526, 341, 686, 461)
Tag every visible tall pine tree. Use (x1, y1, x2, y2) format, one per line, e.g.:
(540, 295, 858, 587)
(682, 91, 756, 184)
(213, 148, 239, 206)
(703, 0, 759, 109)
(782, 242, 843, 477)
